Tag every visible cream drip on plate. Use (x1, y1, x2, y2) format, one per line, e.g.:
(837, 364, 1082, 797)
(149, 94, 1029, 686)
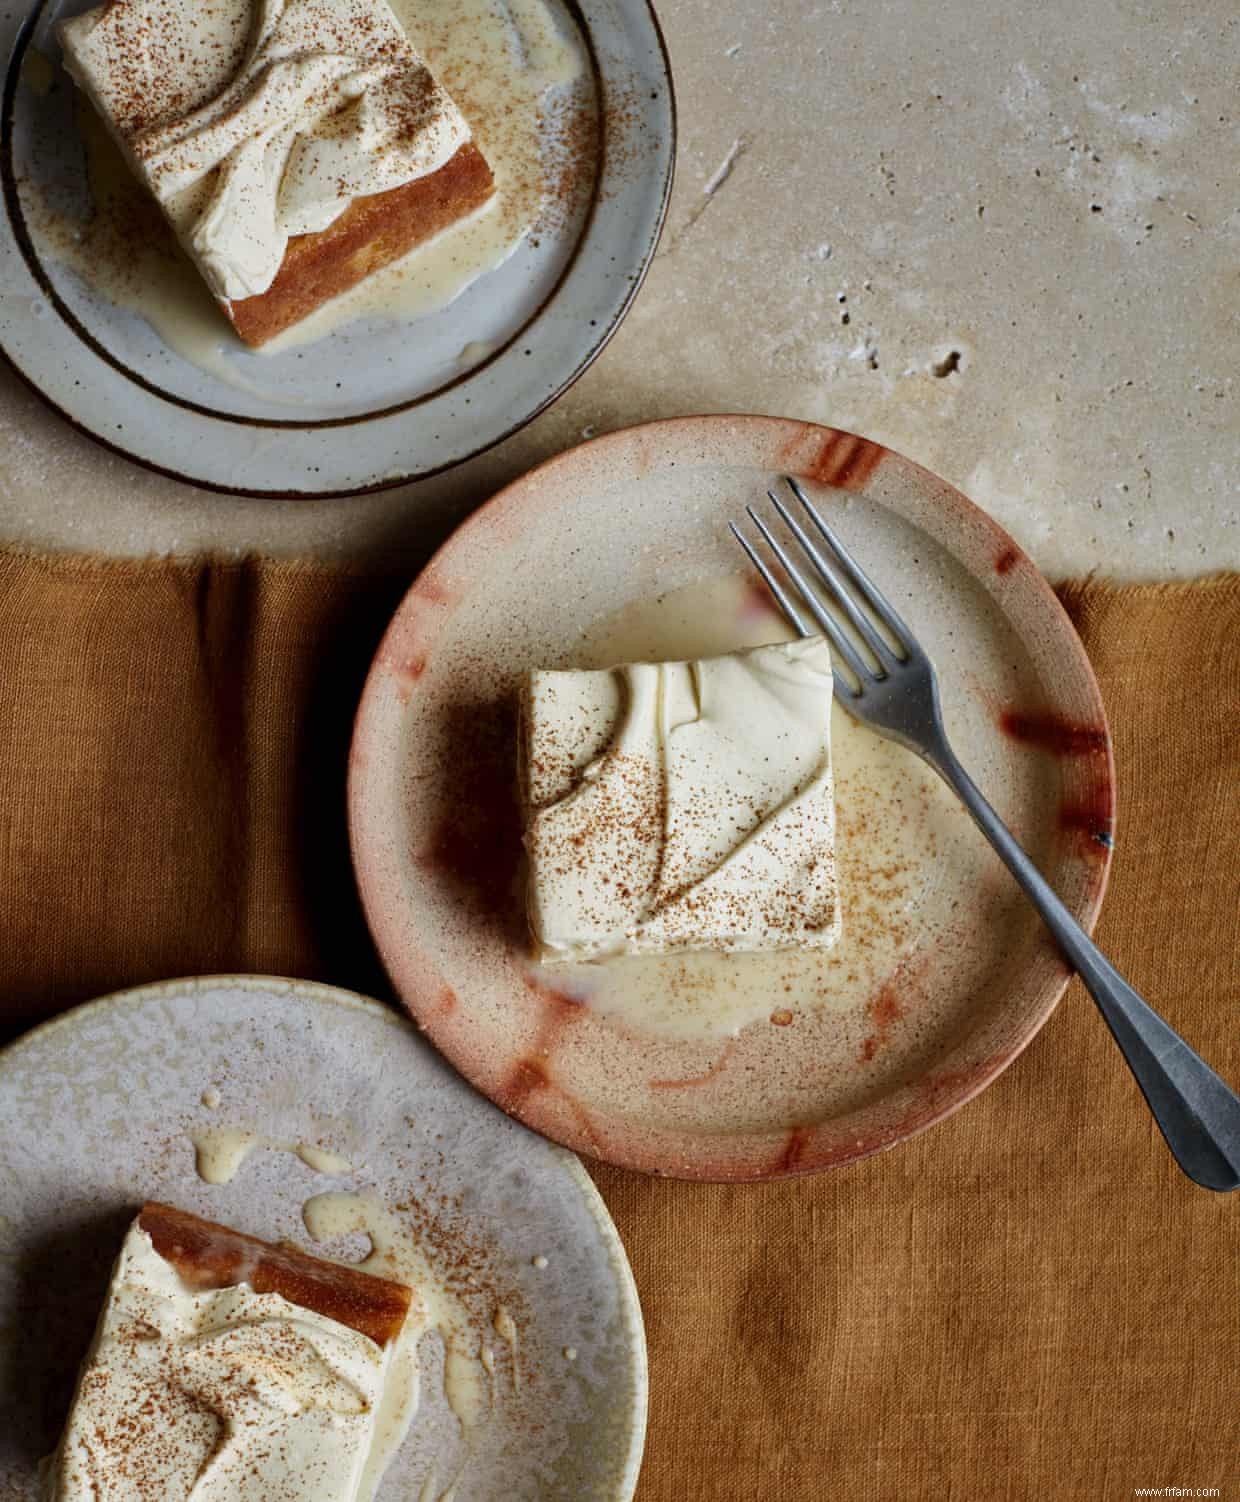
(59, 0, 471, 300)
(190, 1126, 354, 1185)
(297, 1143, 356, 1175)
(491, 1306, 520, 1392)
(300, 1190, 494, 1475)
(41, 1223, 398, 1501)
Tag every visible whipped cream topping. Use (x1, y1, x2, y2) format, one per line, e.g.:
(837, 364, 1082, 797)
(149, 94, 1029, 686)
(523, 638, 842, 961)
(59, 0, 472, 300)
(42, 1222, 395, 1502)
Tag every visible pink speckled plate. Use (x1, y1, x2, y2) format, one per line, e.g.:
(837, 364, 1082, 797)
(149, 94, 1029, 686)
(349, 416, 1113, 1180)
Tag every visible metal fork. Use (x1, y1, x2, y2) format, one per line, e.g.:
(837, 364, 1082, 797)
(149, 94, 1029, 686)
(732, 475, 1240, 1192)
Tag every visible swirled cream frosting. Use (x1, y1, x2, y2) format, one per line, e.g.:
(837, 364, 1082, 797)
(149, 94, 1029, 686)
(41, 1221, 395, 1501)
(58, 0, 471, 300)
(522, 638, 842, 961)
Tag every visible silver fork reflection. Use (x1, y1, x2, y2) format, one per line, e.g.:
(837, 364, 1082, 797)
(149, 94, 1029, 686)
(732, 475, 1240, 1192)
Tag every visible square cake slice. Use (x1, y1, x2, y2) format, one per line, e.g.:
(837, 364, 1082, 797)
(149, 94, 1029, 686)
(522, 637, 842, 961)
(42, 1202, 414, 1501)
(58, 0, 495, 345)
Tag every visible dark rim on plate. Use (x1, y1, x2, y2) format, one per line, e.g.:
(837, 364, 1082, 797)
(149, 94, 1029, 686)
(0, 0, 677, 495)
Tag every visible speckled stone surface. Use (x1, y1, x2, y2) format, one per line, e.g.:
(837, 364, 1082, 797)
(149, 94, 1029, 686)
(1, 0, 1236, 577)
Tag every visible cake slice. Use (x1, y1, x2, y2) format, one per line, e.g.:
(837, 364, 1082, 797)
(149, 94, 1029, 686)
(42, 1202, 415, 1501)
(522, 637, 842, 961)
(58, 0, 495, 346)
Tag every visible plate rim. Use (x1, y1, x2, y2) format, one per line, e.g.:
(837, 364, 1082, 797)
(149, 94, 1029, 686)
(0, 0, 677, 498)
(0, 971, 649, 1501)
(348, 413, 1116, 1180)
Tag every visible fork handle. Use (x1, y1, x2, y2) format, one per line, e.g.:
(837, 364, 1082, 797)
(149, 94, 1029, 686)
(928, 745, 1240, 1192)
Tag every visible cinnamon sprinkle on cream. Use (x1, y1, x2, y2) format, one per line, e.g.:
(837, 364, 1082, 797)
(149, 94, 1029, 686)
(522, 639, 842, 962)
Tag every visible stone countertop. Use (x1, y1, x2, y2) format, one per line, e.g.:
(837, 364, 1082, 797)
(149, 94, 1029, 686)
(0, 0, 1235, 579)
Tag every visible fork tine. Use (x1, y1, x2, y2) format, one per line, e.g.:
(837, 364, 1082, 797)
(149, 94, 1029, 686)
(744, 507, 871, 691)
(785, 476, 916, 651)
(766, 487, 898, 671)
(728, 523, 811, 638)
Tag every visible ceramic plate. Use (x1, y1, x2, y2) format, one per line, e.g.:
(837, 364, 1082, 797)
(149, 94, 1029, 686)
(0, 975, 646, 1499)
(0, 0, 673, 496)
(349, 415, 1115, 1180)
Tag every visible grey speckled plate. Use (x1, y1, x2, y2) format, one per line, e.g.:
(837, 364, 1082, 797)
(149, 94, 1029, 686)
(0, 0, 674, 496)
(0, 976, 646, 1501)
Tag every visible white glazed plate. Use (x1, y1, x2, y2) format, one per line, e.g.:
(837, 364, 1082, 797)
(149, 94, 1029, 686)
(0, 0, 674, 496)
(0, 976, 647, 1499)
